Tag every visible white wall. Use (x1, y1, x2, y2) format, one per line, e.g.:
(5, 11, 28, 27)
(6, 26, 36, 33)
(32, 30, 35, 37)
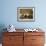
(0, 0, 46, 29)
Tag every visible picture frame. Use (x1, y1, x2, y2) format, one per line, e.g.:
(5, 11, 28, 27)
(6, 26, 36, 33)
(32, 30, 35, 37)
(17, 7, 35, 22)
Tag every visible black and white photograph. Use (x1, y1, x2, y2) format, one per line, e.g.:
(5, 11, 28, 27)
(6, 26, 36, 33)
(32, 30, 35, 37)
(17, 7, 35, 22)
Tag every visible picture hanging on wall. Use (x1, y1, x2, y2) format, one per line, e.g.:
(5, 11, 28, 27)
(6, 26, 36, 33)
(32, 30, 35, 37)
(17, 7, 35, 22)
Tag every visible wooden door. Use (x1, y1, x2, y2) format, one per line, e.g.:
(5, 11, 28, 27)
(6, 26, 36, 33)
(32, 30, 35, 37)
(2, 32, 24, 46)
(24, 32, 45, 46)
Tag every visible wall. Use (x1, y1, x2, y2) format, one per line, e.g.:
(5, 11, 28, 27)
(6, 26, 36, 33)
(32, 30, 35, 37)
(0, 0, 46, 30)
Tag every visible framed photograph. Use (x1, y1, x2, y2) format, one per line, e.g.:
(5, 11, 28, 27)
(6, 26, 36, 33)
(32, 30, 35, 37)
(17, 7, 35, 22)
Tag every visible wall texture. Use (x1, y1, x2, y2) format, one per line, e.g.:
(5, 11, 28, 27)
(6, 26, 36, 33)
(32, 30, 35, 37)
(0, 0, 46, 30)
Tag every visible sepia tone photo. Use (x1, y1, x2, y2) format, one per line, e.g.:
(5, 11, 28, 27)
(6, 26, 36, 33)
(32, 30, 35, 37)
(17, 7, 35, 22)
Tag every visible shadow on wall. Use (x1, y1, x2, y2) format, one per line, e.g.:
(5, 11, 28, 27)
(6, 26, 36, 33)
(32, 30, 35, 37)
(0, 24, 7, 43)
